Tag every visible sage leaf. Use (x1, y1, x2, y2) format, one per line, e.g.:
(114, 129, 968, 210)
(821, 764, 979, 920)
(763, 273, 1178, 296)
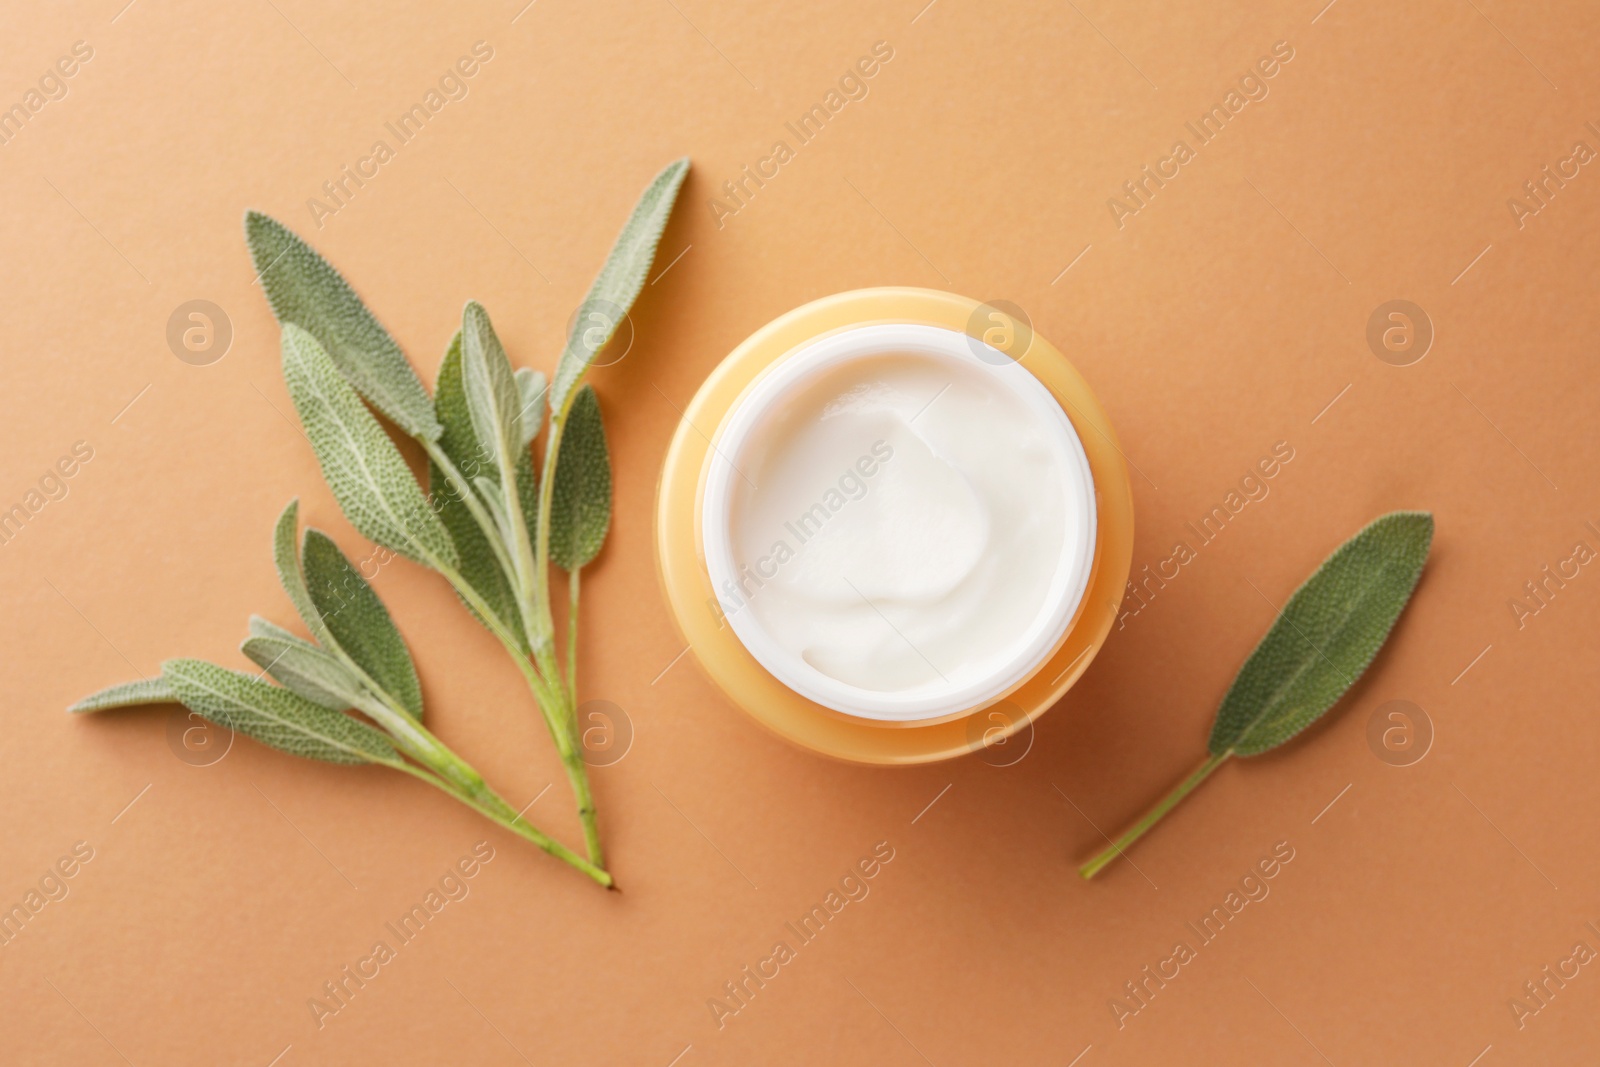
(245, 212, 441, 441)
(515, 368, 546, 450)
(550, 158, 690, 414)
(162, 658, 399, 766)
(514, 444, 540, 561)
(273, 499, 334, 647)
(549, 385, 611, 571)
(248, 614, 310, 644)
(69, 676, 174, 713)
(512, 371, 545, 539)
(242, 625, 366, 713)
(431, 335, 524, 643)
(1079, 510, 1433, 879)
(1209, 511, 1434, 756)
(281, 324, 458, 569)
(301, 529, 424, 720)
(460, 301, 523, 480)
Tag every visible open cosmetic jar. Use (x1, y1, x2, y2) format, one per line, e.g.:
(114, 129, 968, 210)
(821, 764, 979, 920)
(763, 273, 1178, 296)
(656, 289, 1133, 764)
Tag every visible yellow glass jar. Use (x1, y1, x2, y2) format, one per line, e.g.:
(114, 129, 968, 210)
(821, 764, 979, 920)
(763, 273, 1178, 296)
(655, 288, 1133, 765)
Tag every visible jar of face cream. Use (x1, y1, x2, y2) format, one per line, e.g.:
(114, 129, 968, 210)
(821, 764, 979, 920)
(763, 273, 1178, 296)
(656, 289, 1133, 764)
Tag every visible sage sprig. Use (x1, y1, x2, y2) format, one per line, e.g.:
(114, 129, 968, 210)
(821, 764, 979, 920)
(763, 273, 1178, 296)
(73, 503, 608, 885)
(70, 159, 690, 888)
(1079, 510, 1433, 879)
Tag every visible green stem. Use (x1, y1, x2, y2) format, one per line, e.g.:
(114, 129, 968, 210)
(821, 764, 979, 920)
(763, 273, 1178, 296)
(529, 410, 603, 866)
(565, 727, 603, 867)
(1078, 751, 1231, 880)
(561, 566, 602, 865)
(390, 761, 612, 887)
(421, 439, 529, 638)
(428, 412, 603, 869)
(532, 413, 567, 651)
(457, 567, 598, 867)
(567, 567, 580, 699)
(361, 585, 608, 881)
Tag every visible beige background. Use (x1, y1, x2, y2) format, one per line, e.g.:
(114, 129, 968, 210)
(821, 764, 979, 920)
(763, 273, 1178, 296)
(3, 0, 1599, 1063)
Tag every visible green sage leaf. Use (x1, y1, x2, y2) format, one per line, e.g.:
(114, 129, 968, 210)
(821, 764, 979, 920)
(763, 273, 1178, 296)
(300, 529, 424, 720)
(68, 676, 174, 713)
(162, 658, 399, 765)
(460, 301, 523, 477)
(514, 442, 540, 563)
(431, 334, 524, 643)
(241, 623, 365, 713)
(550, 158, 690, 414)
(549, 384, 612, 571)
(248, 614, 308, 644)
(512, 369, 546, 542)
(273, 499, 335, 647)
(1209, 511, 1434, 757)
(245, 211, 440, 441)
(281, 324, 457, 569)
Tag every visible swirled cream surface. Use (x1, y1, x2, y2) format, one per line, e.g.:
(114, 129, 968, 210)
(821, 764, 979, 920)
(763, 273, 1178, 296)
(712, 338, 1094, 718)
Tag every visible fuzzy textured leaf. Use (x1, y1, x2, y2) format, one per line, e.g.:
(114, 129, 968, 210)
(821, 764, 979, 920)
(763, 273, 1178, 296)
(430, 335, 525, 644)
(301, 529, 423, 720)
(69, 676, 174, 713)
(246, 211, 440, 441)
(550, 158, 690, 413)
(460, 302, 523, 479)
(242, 628, 366, 713)
(162, 659, 398, 766)
(273, 500, 334, 647)
(281, 324, 457, 569)
(550, 385, 612, 570)
(1209, 511, 1433, 757)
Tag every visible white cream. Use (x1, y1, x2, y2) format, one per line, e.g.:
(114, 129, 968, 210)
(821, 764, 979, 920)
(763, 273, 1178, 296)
(702, 325, 1095, 723)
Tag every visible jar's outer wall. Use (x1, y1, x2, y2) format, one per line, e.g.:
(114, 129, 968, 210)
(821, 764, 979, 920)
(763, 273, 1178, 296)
(654, 288, 1135, 766)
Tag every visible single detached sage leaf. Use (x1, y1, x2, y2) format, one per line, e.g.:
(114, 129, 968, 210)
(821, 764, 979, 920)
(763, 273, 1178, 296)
(431, 334, 525, 644)
(281, 324, 458, 569)
(549, 385, 611, 571)
(69, 676, 174, 713)
(245, 211, 441, 442)
(1210, 511, 1434, 756)
(298, 529, 425, 720)
(162, 658, 399, 766)
(550, 158, 690, 414)
(1079, 510, 1434, 880)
